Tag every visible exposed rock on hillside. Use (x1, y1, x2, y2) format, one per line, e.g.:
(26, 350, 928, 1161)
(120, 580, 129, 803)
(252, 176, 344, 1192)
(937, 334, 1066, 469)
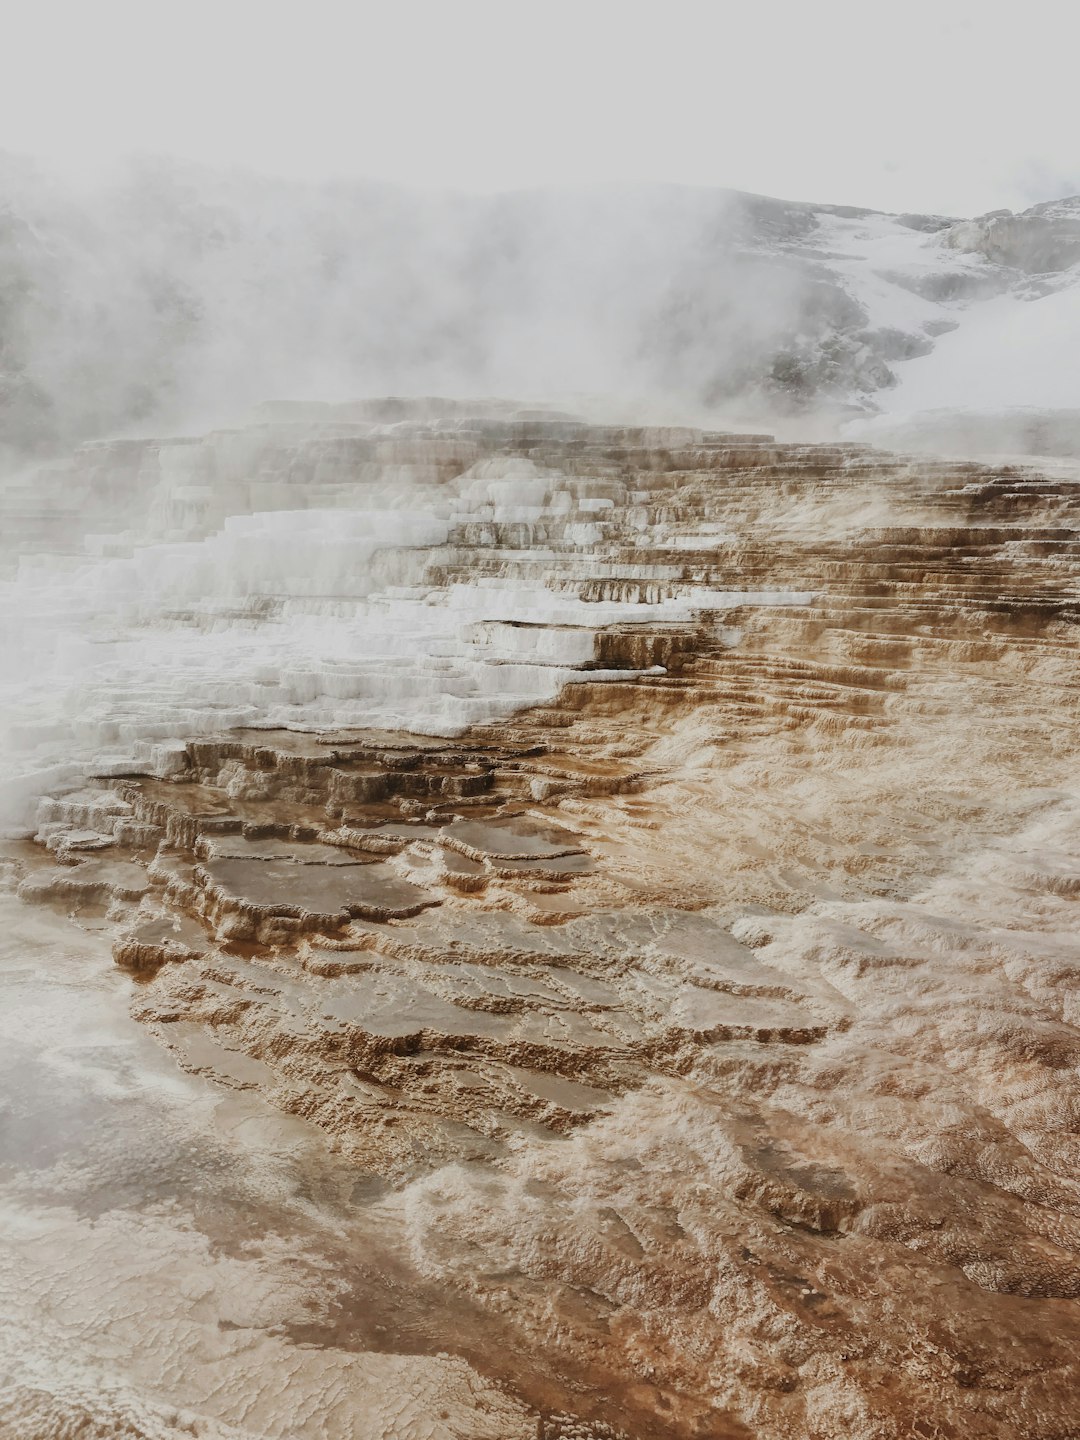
(942, 196, 1080, 273)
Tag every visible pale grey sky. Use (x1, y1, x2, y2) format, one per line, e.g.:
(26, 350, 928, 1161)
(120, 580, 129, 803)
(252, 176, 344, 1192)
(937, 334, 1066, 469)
(3, 0, 1077, 215)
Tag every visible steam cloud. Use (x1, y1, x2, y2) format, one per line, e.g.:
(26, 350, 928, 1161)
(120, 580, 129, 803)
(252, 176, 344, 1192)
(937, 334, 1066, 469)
(1, 154, 898, 457)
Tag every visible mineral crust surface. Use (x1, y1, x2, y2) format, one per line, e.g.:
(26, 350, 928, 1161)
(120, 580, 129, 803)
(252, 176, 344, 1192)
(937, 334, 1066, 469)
(3, 409, 1080, 1438)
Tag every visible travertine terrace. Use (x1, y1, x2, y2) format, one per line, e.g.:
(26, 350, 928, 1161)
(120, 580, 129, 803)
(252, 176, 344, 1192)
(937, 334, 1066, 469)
(5, 409, 1080, 1438)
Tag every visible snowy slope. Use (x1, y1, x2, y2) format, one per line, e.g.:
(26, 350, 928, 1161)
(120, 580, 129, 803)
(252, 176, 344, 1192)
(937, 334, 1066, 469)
(879, 285, 1080, 412)
(1, 159, 1078, 452)
(798, 201, 1080, 420)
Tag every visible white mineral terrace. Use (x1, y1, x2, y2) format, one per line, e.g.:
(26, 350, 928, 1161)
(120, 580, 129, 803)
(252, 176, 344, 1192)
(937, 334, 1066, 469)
(0, 431, 810, 828)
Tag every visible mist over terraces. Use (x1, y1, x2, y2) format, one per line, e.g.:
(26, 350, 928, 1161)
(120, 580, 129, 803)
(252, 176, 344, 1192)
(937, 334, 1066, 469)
(3, 160, 1080, 456)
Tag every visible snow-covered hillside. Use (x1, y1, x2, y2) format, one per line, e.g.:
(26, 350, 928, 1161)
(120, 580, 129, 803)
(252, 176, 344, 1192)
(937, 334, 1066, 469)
(1, 157, 1078, 453)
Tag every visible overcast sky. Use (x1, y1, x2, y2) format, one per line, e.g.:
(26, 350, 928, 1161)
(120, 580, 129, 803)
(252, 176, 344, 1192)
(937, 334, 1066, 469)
(3, 0, 1077, 216)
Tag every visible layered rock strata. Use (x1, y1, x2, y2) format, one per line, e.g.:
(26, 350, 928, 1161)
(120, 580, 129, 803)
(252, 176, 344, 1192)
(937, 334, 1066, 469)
(7, 414, 1080, 1439)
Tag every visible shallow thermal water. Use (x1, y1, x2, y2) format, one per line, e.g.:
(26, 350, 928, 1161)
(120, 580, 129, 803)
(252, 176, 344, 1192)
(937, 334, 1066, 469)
(0, 893, 543, 1440)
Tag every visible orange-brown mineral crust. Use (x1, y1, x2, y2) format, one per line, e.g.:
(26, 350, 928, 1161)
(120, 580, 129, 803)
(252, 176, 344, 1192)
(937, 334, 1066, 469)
(13, 418, 1080, 1439)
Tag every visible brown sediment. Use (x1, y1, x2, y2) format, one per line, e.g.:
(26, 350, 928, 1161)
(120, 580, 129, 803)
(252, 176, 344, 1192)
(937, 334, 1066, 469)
(11, 419, 1080, 1439)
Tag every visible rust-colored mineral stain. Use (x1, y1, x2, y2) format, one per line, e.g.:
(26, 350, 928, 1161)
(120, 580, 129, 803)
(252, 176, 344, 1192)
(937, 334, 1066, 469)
(8, 417, 1080, 1438)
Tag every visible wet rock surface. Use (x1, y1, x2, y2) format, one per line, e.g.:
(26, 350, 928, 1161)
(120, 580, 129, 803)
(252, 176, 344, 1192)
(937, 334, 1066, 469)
(6, 415, 1080, 1438)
